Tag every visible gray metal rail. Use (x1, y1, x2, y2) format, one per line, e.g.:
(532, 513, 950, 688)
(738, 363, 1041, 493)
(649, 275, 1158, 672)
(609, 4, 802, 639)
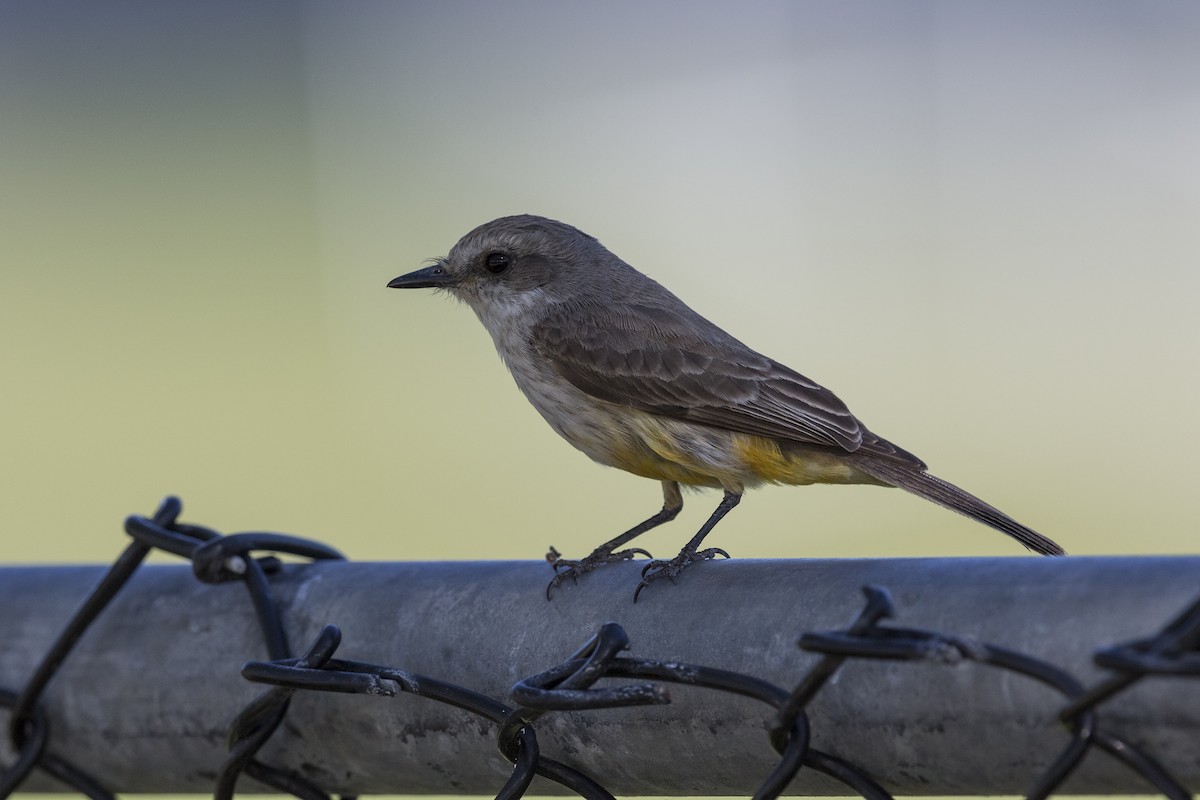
(1, 556, 1198, 795)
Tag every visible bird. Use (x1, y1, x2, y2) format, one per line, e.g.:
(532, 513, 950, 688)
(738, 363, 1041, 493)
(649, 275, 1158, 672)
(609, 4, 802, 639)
(388, 214, 1064, 600)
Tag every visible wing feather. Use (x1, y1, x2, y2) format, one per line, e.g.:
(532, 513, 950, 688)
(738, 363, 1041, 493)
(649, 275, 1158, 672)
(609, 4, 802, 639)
(530, 301, 864, 451)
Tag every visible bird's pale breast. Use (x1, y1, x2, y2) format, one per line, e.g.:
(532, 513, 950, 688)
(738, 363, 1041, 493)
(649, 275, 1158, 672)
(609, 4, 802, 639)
(511, 356, 879, 492)
(482, 300, 879, 493)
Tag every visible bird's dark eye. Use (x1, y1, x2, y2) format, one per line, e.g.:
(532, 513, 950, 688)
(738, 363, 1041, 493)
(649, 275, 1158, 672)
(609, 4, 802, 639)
(485, 252, 511, 274)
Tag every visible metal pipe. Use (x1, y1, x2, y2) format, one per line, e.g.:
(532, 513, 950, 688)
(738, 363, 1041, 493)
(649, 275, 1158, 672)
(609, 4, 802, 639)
(1, 557, 1197, 795)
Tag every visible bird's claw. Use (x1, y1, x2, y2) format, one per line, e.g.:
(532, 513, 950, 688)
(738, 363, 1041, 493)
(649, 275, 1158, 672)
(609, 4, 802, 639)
(545, 544, 654, 599)
(633, 547, 730, 602)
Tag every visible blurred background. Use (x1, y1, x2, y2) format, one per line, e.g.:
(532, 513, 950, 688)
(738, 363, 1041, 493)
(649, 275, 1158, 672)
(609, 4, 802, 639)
(2, 0, 1197, 569)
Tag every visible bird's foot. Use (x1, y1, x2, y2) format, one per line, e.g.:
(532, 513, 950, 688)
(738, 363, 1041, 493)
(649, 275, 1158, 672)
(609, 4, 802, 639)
(633, 546, 731, 602)
(545, 544, 653, 599)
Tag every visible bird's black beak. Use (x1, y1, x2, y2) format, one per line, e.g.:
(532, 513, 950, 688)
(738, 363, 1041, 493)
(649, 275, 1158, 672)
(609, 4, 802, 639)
(387, 264, 455, 289)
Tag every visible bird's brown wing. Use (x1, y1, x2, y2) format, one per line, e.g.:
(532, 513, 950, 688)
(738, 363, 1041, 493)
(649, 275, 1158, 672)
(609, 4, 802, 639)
(529, 301, 865, 452)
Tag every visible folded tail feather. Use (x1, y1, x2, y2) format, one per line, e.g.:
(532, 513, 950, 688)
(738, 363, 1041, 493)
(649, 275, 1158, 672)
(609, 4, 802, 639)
(854, 459, 1065, 556)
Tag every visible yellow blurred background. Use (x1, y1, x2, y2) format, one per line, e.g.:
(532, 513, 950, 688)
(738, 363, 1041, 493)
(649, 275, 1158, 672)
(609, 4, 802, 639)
(3, 1, 1197, 561)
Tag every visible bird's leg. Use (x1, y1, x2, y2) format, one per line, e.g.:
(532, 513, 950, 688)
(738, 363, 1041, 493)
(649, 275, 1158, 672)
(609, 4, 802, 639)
(633, 490, 740, 602)
(546, 481, 683, 598)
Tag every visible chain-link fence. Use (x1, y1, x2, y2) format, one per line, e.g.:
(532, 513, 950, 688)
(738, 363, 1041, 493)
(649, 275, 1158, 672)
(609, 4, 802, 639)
(2, 496, 1198, 798)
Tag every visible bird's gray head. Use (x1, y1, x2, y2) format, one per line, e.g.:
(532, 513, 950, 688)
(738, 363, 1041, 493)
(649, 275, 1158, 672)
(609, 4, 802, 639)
(388, 215, 641, 318)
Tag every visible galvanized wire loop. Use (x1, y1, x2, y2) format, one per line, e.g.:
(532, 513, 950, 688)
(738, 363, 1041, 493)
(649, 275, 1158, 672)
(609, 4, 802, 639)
(1, 497, 1198, 799)
(1, 497, 348, 800)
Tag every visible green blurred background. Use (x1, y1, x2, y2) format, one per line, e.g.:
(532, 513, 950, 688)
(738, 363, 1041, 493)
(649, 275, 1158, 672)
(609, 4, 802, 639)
(3, 0, 1197, 566)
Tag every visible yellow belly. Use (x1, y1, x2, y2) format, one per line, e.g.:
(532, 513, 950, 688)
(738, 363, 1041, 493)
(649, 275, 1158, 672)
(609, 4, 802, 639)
(731, 433, 868, 485)
(601, 412, 881, 491)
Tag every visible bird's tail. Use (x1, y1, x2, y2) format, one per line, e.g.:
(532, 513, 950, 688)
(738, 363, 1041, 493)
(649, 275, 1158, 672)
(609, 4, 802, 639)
(854, 459, 1065, 556)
